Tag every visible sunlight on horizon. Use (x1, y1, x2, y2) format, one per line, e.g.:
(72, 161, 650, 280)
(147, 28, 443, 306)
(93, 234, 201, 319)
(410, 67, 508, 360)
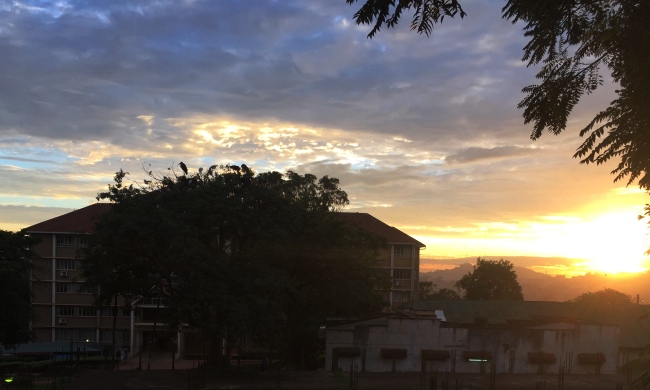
(570, 211, 650, 274)
(417, 208, 650, 276)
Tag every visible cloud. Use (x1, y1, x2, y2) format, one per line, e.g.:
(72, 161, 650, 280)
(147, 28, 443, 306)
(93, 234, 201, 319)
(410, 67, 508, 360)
(445, 146, 540, 164)
(0, 1, 643, 274)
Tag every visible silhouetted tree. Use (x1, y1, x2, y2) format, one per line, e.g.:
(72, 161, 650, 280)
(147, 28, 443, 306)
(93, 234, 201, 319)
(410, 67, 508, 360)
(418, 281, 461, 300)
(455, 258, 523, 300)
(0, 230, 36, 347)
(571, 288, 633, 305)
(84, 163, 386, 367)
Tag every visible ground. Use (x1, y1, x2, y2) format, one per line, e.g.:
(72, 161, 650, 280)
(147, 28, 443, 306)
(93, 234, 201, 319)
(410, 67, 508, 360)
(58, 365, 633, 390)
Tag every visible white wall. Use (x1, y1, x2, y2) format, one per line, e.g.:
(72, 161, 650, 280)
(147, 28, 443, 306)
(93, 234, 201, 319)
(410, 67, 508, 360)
(326, 317, 619, 374)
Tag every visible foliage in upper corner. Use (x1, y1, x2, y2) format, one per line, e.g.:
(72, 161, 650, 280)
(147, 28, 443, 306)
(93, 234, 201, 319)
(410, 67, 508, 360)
(347, 0, 650, 190)
(84, 162, 386, 366)
(0, 230, 37, 348)
(455, 258, 523, 300)
(346, 0, 466, 38)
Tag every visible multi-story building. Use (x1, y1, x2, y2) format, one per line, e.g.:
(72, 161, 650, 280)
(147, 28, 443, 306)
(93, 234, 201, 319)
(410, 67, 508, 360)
(25, 204, 424, 356)
(25, 203, 131, 351)
(336, 213, 425, 306)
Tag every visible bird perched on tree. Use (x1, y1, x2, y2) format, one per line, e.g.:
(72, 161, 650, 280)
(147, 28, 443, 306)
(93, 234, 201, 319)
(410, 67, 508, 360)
(179, 162, 188, 175)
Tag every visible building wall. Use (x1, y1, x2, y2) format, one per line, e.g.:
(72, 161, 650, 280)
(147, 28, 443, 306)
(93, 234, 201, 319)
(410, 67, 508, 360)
(326, 317, 619, 374)
(29, 232, 131, 347)
(376, 244, 420, 306)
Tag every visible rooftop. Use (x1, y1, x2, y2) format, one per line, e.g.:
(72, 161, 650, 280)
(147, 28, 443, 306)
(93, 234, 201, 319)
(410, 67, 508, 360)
(23, 205, 424, 249)
(25, 203, 112, 234)
(337, 212, 424, 247)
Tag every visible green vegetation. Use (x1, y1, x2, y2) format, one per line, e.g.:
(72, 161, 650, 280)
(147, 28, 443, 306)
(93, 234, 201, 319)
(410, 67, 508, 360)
(455, 258, 524, 300)
(417, 281, 460, 300)
(571, 288, 633, 305)
(0, 230, 37, 348)
(83, 163, 386, 368)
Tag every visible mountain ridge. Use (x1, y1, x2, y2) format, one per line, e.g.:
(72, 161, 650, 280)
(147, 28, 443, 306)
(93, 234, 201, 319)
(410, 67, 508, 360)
(420, 260, 650, 302)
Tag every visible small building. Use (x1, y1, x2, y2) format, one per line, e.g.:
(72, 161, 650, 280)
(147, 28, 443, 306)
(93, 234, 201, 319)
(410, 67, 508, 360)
(326, 310, 621, 374)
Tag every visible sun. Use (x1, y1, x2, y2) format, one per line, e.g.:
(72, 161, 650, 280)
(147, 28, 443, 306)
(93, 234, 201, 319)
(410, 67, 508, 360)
(568, 211, 650, 274)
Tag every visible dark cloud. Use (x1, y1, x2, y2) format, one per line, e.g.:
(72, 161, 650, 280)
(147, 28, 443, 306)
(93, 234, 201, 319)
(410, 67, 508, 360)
(0, 0, 533, 146)
(0, 156, 58, 164)
(446, 145, 539, 164)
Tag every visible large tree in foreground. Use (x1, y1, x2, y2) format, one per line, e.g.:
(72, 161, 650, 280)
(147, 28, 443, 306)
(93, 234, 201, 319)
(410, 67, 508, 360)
(0, 230, 36, 348)
(347, 0, 650, 190)
(84, 164, 386, 367)
(455, 258, 523, 300)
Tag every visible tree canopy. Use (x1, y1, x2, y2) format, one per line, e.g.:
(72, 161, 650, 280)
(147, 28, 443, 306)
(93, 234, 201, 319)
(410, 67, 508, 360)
(347, 0, 650, 190)
(418, 281, 461, 300)
(0, 230, 36, 348)
(83, 163, 386, 367)
(571, 288, 633, 305)
(455, 258, 523, 300)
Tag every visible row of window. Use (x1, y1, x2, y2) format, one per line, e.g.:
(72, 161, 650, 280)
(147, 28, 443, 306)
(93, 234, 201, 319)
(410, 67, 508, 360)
(393, 269, 411, 280)
(56, 306, 131, 317)
(392, 291, 411, 302)
(56, 259, 77, 270)
(56, 235, 88, 248)
(54, 328, 129, 343)
(56, 282, 97, 294)
(393, 245, 413, 258)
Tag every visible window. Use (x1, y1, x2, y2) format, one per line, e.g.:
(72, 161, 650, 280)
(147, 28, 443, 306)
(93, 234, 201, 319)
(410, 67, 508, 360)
(56, 259, 76, 270)
(78, 236, 89, 248)
(78, 329, 96, 342)
(57, 306, 75, 316)
(393, 269, 411, 280)
(122, 308, 131, 317)
(55, 328, 76, 341)
(392, 291, 411, 302)
(101, 307, 117, 317)
(394, 245, 413, 258)
(56, 235, 75, 247)
(79, 307, 96, 317)
(79, 283, 97, 294)
(56, 282, 77, 293)
(100, 329, 127, 343)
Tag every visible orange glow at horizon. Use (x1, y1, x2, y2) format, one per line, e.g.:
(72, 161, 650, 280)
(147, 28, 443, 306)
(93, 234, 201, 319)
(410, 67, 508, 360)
(414, 208, 650, 276)
(564, 211, 650, 274)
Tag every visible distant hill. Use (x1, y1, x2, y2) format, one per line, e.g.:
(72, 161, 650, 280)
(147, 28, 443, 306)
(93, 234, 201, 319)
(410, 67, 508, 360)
(420, 261, 650, 302)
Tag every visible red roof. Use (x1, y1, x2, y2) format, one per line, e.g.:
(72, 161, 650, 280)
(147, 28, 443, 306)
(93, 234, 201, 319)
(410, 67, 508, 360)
(336, 212, 425, 247)
(25, 203, 112, 234)
(24, 205, 424, 248)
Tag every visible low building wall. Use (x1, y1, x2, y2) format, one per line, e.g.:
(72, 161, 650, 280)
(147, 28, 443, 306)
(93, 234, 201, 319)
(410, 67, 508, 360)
(326, 316, 619, 374)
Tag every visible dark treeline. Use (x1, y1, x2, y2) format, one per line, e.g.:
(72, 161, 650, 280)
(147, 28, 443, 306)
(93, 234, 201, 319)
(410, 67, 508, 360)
(422, 263, 650, 302)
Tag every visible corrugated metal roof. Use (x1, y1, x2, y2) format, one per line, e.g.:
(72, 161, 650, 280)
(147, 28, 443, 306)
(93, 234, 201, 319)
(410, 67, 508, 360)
(411, 300, 650, 349)
(336, 212, 425, 247)
(25, 203, 112, 234)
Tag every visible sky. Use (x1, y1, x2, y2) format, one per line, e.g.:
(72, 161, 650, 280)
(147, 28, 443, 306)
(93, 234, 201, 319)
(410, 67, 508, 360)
(1, 0, 649, 276)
